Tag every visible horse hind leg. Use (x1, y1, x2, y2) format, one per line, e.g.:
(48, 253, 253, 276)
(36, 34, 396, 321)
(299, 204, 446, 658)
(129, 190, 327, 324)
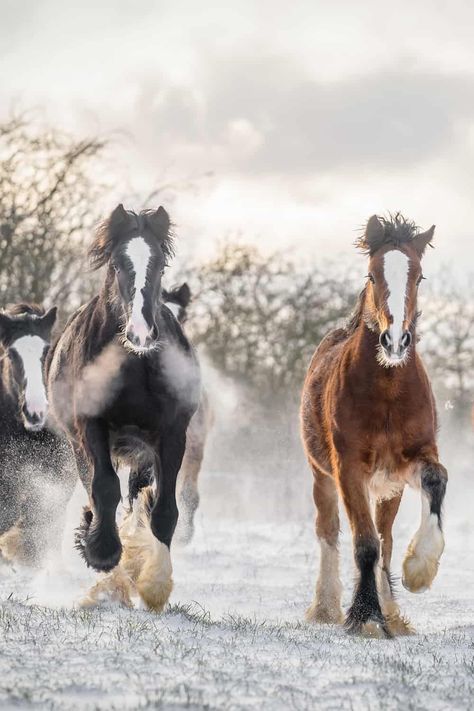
(119, 486, 173, 612)
(375, 492, 414, 636)
(306, 465, 344, 625)
(175, 445, 203, 546)
(402, 460, 447, 593)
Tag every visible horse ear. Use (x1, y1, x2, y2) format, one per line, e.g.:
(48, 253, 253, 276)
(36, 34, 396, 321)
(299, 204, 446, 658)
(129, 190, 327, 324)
(176, 282, 191, 308)
(412, 225, 435, 258)
(148, 206, 170, 238)
(365, 215, 385, 252)
(110, 203, 128, 224)
(40, 306, 58, 335)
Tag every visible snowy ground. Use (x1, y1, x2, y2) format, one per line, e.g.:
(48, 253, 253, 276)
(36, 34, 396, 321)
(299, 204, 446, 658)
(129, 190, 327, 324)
(0, 443, 473, 711)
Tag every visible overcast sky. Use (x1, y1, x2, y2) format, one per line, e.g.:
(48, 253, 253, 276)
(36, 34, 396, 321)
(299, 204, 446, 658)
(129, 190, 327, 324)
(1, 0, 474, 275)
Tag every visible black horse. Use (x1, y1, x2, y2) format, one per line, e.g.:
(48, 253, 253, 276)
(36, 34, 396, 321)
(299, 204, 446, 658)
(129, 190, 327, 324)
(47, 205, 200, 610)
(129, 283, 213, 545)
(0, 304, 75, 564)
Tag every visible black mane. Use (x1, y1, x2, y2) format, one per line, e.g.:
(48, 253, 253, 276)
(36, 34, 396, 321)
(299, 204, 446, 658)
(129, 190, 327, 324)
(88, 208, 175, 271)
(4, 303, 46, 318)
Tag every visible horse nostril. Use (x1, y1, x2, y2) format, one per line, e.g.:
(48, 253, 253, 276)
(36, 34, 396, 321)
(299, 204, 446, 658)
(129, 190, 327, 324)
(400, 331, 412, 349)
(379, 330, 392, 350)
(126, 329, 139, 346)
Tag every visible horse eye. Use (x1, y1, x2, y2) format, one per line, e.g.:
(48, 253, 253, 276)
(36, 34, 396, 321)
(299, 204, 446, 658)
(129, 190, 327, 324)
(368, 273, 375, 284)
(417, 275, 425, 286)
(113, 264, 121, 274)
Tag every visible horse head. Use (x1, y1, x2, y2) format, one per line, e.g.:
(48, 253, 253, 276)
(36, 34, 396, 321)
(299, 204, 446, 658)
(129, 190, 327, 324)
(0, 304, 57, 431)
(359, 213, 434, 367)
(89, 204, 174, 355)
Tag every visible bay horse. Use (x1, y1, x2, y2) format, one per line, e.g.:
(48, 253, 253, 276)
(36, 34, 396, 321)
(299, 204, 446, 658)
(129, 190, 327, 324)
(128, 283, 213, 545)
(301, 214, 448, 638)
(0, 304, 75, 564)
(46, 205, 200, 610)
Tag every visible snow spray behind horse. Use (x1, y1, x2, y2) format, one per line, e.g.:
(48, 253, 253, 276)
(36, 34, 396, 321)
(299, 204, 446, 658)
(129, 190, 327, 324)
(47, 205, 200, 609)
(0, 304, 75, 563)
(301, 214, 447, 637)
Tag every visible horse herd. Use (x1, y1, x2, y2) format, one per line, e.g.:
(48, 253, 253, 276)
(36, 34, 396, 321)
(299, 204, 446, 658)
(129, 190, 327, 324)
(0, 206, 447, 638)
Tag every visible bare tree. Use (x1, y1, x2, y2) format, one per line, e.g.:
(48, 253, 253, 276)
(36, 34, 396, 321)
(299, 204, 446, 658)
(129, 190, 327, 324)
(420, 273, 474, 422)
(0, 113, 107, 311)
(186, 241, 356, 400)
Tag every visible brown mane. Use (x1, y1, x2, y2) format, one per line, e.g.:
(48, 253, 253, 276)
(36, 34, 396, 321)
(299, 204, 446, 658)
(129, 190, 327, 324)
(355, 212, 420, 255)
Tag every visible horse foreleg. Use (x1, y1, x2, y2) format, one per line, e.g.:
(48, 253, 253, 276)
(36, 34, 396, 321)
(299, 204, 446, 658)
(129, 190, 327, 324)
(127, 424, 186, 612)
(376, 492, 414, 635)
(77, 419, 122, 572)
(339, 464, 390, 638)
(402, 460, 447, 593)
(306, 465, 343, 625)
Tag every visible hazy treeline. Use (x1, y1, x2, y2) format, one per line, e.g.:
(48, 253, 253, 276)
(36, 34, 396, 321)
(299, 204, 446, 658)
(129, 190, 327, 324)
(0, 115, 472, 430)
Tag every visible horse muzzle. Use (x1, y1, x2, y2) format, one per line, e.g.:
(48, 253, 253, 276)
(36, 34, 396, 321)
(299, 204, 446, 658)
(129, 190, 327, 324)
(125, 320, 159, 352)
(22, 402, 47, 432)
(379, 329, 412, 365)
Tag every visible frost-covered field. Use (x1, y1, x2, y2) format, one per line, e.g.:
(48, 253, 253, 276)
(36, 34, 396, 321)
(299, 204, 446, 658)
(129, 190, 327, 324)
(0, 448, 473, 711)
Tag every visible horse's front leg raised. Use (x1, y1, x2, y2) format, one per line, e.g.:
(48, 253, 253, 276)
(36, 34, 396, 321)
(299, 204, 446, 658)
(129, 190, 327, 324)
(78, 418, 122, 572)
(339, 459, 391, 638)
(403, 460, 447, 593)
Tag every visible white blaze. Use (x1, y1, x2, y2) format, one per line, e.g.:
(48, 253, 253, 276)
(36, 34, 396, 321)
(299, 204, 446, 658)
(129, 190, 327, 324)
(126, 237, 152, 347)
(13, 335, 48, 420)
(384, 251, 409, 348)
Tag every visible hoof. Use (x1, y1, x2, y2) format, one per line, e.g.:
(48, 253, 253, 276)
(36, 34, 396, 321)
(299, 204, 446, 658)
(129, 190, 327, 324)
(402, 550, 441, 593)
(345, 608, 392, 639)
(80, 568, 134, 609)
(402, 519, 444, 593)
(359, 621, 391, 639)
(386, 612, 415, 636)
(76, 509, 122, 572)
(306, 600, 344, 625)
(136, 541, 173, 612)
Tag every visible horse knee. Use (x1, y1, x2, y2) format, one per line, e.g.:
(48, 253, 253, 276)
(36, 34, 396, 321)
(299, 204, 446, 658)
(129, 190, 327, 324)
(151, 499, 179, 548)
(315, 512, 339, 547)
(91, 470, 121, 515)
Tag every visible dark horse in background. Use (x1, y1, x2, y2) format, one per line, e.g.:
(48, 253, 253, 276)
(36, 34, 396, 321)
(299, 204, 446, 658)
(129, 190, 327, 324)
(0, 304, 75, 564)
(301, 214, 447, 638)
(47, 205, 200, 610)
(129, 282, 213, 545)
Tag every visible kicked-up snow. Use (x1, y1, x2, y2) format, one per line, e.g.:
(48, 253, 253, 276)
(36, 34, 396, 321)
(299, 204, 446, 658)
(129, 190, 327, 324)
(0, 409, 472, 710)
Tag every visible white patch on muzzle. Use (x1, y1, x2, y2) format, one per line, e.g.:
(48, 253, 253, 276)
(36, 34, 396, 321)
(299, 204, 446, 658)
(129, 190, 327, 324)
(13, 335, 48, 428)
(126, 237, 152, 349)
